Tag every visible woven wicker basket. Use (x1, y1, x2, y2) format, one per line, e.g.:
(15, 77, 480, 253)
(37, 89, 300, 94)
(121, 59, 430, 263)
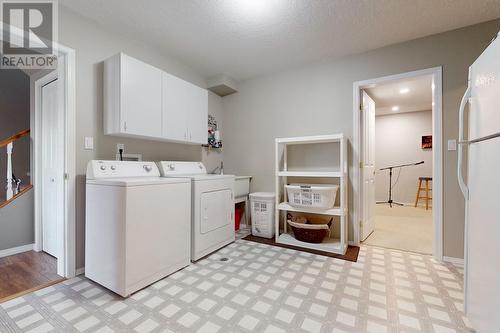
(287, 214, 333, 243)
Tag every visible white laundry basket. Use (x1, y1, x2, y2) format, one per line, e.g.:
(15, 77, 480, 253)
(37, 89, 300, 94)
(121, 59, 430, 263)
(250, 192, 276, 239)
(285, 184, 338, 209)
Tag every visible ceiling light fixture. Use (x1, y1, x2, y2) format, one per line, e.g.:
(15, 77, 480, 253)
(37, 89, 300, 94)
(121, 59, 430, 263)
(392, 106, 399, 111)
(399, 88, 409, 94)
(233, 0, 274, 19)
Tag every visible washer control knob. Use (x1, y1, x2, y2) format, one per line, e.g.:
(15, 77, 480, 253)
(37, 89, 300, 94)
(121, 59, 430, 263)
(100, 165, 106, 171)
(110, 165, 116, 171)
(144, 165, 153, 172)
(168, 164, 175, 170)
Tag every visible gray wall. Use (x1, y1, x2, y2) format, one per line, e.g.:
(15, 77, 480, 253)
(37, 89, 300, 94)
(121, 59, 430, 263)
(222, 19, 500, 259)
(0, 69, 31, 197)
(0, 68, 33, 251)
(0, 189, 34, 251)
(58, 7, 222, 269)
(375, 111, 433, 204)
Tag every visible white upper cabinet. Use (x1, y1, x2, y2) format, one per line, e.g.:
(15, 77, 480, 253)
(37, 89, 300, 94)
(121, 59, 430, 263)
(104, 53, 208, 145)
(162, 72, 188, 142)
(104, 53, 163, 139)
(162, 73, 208, 144)
(187, 82, 209, 144)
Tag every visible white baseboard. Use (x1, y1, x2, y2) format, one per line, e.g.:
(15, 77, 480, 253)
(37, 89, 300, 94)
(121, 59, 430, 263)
(443, 256, 464, 268)
(75, 267, 85, 276)
(0, 244, 34, 258)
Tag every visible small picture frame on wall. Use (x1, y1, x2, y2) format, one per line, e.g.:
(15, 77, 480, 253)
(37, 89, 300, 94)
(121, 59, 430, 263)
(421, 135, 432, 149)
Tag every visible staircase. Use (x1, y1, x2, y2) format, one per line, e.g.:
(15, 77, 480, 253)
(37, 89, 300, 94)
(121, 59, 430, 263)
(0, 129, 32, 208)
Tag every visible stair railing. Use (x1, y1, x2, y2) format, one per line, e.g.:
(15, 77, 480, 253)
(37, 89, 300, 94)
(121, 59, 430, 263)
(0, 129, 30, 200)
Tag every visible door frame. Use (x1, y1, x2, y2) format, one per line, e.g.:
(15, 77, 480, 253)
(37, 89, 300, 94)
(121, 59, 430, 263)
(3, 35, 79, 277)
(352, 67, 443, 260)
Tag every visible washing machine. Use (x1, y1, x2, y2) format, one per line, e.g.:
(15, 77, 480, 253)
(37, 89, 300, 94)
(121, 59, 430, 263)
(158, 161, 235, 261)
(85, 160, 191, 297)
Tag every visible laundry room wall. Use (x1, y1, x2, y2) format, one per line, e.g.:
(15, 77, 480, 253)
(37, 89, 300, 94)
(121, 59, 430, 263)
(222, 19, 500, 259)
(58, 6, 222, 270)
(375, 110, 433, 204)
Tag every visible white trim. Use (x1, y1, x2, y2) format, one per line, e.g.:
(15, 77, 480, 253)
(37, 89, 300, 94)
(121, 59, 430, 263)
(0, 244, 34, 258)
(443, 256, 464, 268)
(352, 67, 444, 261)
(75, 267, 85, 276)
(4, 23, 79, 278)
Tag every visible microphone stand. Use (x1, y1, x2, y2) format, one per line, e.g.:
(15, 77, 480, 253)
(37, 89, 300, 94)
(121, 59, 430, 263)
(376, 161, 424, 208)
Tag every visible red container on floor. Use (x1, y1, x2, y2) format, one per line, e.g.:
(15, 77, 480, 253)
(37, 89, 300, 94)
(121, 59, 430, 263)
(235, 207, 243, 231)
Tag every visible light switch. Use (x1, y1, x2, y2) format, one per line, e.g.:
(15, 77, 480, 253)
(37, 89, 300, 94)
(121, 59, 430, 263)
(84, 136, 94, 150)
(448, 139, 457, 151)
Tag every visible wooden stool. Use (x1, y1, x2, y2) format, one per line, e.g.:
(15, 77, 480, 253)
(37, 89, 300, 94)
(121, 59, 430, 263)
(415, 177, 432, 210)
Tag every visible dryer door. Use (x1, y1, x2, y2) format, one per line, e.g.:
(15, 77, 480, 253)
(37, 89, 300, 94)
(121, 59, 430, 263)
(200, 189, 232, 234)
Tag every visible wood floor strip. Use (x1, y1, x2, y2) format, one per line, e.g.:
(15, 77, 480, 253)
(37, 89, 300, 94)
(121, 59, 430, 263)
(243, 235, 360, 262)
(0, 278, 66, 304)
(0, 250, 64, 303)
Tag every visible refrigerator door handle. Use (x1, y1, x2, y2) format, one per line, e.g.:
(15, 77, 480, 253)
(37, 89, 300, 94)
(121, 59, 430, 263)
(459, 131, 500, 145)
(457, 85, 471, 200)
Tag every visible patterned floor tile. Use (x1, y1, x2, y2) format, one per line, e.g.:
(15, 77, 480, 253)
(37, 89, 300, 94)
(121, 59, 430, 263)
(0, 240, 471, 333)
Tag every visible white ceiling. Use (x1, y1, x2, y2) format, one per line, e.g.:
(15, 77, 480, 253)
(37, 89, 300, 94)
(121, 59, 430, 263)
(365, 75, 433, 116)
(60, 0, 500, 82)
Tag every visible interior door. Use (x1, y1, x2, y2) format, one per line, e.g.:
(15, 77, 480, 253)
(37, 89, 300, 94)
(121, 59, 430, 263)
(41, 79, 64, 258)
(162, 72, 188, 142)
(361, 90, 376, 241)
(121, 54, 163, 137)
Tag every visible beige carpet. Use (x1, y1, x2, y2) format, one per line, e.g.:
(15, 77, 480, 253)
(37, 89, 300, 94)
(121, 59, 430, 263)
(362, 204, 433, 254)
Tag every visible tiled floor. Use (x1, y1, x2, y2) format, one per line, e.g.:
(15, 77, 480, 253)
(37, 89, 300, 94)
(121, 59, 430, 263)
(0, 240, 472, 333)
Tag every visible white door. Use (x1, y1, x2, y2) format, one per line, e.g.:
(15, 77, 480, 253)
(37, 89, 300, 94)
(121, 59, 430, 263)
(186, 84, 208, 144)
(162, 72, 188, 142)
(41, 79, 64, 258)
(121, 54, 163, 137)
(361, 90, 376, 241)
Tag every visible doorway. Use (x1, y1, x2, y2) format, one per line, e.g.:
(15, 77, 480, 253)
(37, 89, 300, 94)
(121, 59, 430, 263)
(31, 60, 75, 278)
(0, 24, 76, 303)
(353, 67, 443, 259)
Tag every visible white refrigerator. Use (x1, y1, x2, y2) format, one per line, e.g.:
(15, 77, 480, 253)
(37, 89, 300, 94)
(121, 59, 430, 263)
(458, 31, 500, 333)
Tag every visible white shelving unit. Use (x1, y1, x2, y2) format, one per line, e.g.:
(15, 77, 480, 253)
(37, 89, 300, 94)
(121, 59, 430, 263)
(275, 134, 348, 255)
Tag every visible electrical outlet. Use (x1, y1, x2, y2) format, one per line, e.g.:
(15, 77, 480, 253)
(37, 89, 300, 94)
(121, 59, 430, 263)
(116, 143, 125, 154)
(84, 137, 94, 150)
